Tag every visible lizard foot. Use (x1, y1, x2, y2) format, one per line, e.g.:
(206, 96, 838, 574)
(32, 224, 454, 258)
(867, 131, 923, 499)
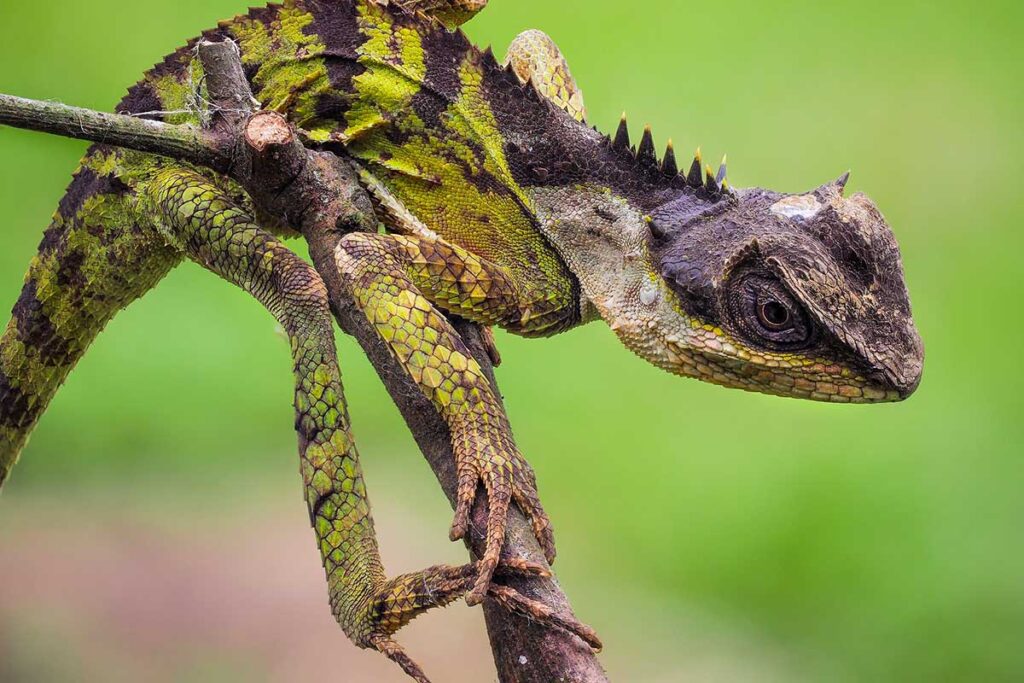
(448, 442, 556, 605)
(363, 559, 600, 682)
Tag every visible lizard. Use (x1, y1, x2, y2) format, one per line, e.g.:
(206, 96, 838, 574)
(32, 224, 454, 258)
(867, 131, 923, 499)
(0, 0, 925, 680)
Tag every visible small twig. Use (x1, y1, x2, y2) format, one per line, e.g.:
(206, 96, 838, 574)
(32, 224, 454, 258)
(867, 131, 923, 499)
(197, 40, 261, 125)
(0, 93, 227, 170)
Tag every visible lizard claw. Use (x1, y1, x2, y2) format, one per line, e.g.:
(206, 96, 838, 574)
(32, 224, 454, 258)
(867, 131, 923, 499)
(488, 583, 603, 651)
(448, 465, 478, 543)
(486, 559, 601, 648)
(450, 445, 555, 605)
(512, 462, 557, 564)
(466, 479, 511, 605)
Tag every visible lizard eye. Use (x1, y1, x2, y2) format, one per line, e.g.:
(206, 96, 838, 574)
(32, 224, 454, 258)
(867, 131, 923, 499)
(758, 299, 791, 330)
(727, 273, 814, 349)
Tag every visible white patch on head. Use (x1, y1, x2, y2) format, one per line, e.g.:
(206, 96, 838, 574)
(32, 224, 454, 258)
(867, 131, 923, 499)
(771, 194, 822, 220)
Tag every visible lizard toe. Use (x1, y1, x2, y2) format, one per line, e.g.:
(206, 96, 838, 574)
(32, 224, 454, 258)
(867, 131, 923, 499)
(466, 477, 512, 605)
(512, 462, 557, 564)
(370, 635, 433, 683)
(488, 583, 603, 651)
(449, 466, 479, 542)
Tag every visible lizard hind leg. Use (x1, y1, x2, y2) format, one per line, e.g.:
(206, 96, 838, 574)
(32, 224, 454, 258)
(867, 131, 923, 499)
(0, 157, 181, 488)
(149, 170, 597, 680)
(504, 29, 588, 122)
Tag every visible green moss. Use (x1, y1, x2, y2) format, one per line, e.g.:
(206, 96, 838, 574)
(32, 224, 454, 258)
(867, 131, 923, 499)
(151, 62, 206, 127)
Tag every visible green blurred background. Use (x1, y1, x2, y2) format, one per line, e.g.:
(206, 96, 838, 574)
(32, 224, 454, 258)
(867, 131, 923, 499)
(1, 1, 1022, 681)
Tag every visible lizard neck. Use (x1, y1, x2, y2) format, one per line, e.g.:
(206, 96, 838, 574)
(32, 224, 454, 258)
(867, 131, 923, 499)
(529, 184, 702, 364)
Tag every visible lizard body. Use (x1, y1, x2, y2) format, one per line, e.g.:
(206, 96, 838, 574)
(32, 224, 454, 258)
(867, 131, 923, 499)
(0, 1, 923, 680)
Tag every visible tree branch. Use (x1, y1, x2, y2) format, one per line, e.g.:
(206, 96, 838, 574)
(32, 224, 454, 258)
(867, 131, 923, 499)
(0, 93, 227, 170)
(0, 39, 608, 683)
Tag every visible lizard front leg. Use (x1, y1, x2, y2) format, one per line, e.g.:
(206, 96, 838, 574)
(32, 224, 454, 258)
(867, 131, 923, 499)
(148, 169, 596, 681)
(336, 232, 568, 604)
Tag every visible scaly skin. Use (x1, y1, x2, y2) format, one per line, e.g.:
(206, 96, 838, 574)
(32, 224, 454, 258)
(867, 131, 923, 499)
(337, 231, 557, 603)
(0, 0, 924, 680)
(145, 167, 599, 677)
(504, 28, 587, 122)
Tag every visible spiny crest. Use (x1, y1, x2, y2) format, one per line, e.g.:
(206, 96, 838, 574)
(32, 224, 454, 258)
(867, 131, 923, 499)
(613, 113, 630, 150)
(661, 139, 678, 177)
(610, 114, 732, 197)
(637, 125, 658, 170)
(686, 147, 703, 187)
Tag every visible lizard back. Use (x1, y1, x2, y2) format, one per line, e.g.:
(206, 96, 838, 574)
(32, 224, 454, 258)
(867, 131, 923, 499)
(119, 0, 599, 332)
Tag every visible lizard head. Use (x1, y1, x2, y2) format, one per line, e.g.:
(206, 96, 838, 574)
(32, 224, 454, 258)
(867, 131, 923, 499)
(534, 170, 923, 403)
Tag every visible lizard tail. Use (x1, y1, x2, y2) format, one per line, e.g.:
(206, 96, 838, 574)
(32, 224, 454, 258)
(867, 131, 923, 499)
(0, 152, 181, 488)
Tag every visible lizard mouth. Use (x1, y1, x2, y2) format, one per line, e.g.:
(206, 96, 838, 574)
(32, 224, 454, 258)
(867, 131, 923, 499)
(866, 353, 923, 401)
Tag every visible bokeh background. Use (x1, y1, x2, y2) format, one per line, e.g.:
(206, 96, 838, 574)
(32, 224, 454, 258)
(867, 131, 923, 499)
(1, 1, 1022, 681)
